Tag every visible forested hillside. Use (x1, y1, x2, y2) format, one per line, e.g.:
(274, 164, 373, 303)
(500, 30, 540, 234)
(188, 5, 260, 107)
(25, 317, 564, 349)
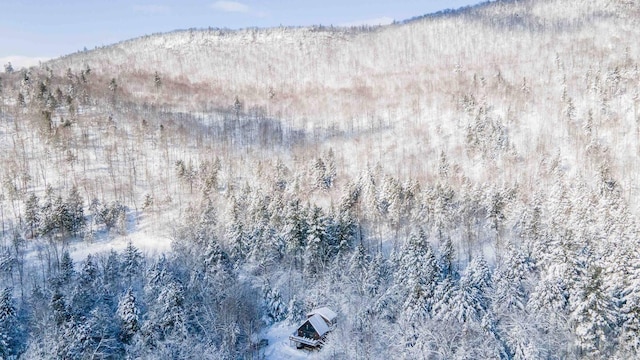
(1, 0, 640, 358)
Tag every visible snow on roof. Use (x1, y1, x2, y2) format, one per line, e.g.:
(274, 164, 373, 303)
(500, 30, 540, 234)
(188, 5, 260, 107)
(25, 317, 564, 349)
(307, 314, 330, 337)
(307, 307, 337, 322)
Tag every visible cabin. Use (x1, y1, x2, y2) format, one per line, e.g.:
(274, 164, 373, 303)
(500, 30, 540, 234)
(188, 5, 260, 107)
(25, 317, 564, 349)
(289, 307, 337, 349)
(307, 307, 337, 327)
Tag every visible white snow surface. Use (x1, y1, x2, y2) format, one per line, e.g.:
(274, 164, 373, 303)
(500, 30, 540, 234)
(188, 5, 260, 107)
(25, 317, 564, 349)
(307, 307, 337, 323)
(307, 314, 330, 337)
(70, 213, 173, 261)
(261, 322, 325, 360)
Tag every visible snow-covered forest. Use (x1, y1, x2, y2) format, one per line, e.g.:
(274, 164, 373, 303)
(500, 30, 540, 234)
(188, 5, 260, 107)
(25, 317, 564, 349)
(1, 0, 640, 358)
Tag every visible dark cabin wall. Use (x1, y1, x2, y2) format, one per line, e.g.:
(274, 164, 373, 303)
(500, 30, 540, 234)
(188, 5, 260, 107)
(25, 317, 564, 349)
(297, 321, 319, 339)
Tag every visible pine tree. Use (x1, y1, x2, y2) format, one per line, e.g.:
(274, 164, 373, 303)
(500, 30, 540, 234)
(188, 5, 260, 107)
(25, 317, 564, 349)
(154, 71, 161, 89)
(286, 296, 305, 325)
(493, 243, 531, 313)
(57, 318, 93, 359)
(570, 265, 617, 357)
(97, 201, 127, 232)
(16, 92, 25, 107)
(437, 256, 492, 324)
(348, 243, 370, 295)
(0, 250, 14, 283)
(617, 247, 640, 356)
(102, 250, 121, 292)
(527, 275, 569, 319)
(202, 239, 230, 276)
(153, 281, 186, 336)
(366, 251, 388, 297)
(117, 288, 139, 344)
(430, 182, 455, 243)
(437, 236, 458, 281)
(395, 229, 437, 320)
(108, 78, 117, 92)
(0, 288, 17, 358)
(485, 185, 508, 253)
(51, 288, 69, 327)
(227, 195, 248, 262)
(66, 186, 85, 236)
(233, 96, 242, 116)
(24, 193, 39, 238)
(313, 157, 329, 190)
(38, 185, 56, 237)
(53, 195, 73, 237)
(122, 241, 142, 283)
(85, 303, 120, 358)
(262, 282, 287, 324)
(304, 205, 327, 275)
(58, 250, 74, 287)
(282, 199, 307, 268)
(71, 255, 99, 317)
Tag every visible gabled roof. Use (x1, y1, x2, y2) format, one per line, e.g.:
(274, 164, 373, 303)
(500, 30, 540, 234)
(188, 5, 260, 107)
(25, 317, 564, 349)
(307, 307, 337, 323)
(307, 314, 330, 337)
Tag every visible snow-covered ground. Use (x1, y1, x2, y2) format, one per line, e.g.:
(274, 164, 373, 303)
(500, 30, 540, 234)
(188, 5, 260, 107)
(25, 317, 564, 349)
(69, 212, 173, 261)
(261, 322, 324, 360)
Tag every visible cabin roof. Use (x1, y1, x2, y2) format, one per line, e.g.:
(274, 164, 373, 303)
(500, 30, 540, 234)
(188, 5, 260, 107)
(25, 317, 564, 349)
(307, 307, 337, 322)
(307, 314, 330, 336)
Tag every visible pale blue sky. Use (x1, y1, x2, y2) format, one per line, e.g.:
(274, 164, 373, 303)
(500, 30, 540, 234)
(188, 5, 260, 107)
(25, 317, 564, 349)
(1, 0, 483, 66)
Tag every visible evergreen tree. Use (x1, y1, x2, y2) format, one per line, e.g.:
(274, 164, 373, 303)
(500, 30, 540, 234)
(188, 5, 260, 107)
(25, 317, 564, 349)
(618, 248, 640, 356)
(154, 71, 161, 88)
(96, 201, 127, 232)
(58, 250, 74, 287)
(366, 251, 389, 297)
(71, 255, 100, 317)
(333, 210, 357, 258)
(38, 185, 56, 237)
(262, 282, 287, 324)
(286, 296, 305, 325)
(493, 243, 531, 313)
(437, 236, 458, 281)
(51, 288, 69, 327)
(436, 256, 492, 324)
(151, 281, 186, 338)
(102, 249, 122, 292)
(313, 157, 332, 190)
(53, 195, 73, 237)
(24, 193, 39, 238)
(17, 92, 25, 107)
(0, 250, 14, 284)
(85, 303, 120, 358)
(200, 239, 234, 306)
(395, 229, 437, 320)
(57, 318, 93, 359)
(348, 243, 370, 296)
(108, 78, 117, 92)
(117, 288, 139, 344)
(282, 199, 307, 268)
(233, 96, 242, 118)
(570, 265, 617, 357)
(0, 288, 18, 358)
(528, 274, 569, 319)
(227, 196, 248, 262)
(66, 186, 85, 236)
(304, 205, 327, 275)
(122, 241, 142, 283)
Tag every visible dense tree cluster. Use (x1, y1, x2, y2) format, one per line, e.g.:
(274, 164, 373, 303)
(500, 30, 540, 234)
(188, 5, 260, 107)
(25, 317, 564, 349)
(0, 158, 638, 358)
